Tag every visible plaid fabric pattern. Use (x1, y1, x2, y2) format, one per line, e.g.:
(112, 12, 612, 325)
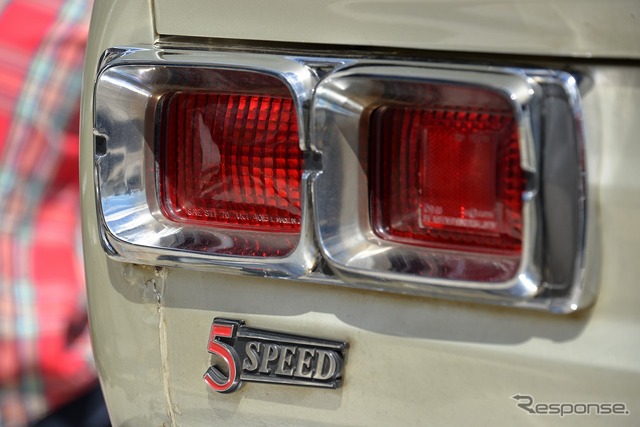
(0, 0, 95, 425)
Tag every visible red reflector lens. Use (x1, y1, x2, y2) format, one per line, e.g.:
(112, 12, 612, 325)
(369, 85, 525, 254)
(159, 87, 302, 256)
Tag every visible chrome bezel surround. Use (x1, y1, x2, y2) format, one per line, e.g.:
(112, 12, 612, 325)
(93, 48, 318, 277)
(311, 66, 587, 311)
(93, 46, 592, 313)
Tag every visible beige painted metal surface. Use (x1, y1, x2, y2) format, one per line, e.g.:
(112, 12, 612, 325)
(80, 0, 171, 425)
(82, 0, 640, 425)
(154, 0, 640, 59)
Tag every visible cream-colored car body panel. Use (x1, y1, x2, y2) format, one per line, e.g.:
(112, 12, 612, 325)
(81, 0, 171, 425)
(154, 0, 640, 59)
(82, 0, 640, 425)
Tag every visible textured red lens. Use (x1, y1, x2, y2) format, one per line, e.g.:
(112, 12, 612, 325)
(159, 88, 302, 256)
(369, 85, 525, 254)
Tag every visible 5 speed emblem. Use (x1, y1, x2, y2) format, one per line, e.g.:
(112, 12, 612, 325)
(204, 318, 348, 393)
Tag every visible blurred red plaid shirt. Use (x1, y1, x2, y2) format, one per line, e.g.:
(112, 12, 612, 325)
(0, 0, 95, 425)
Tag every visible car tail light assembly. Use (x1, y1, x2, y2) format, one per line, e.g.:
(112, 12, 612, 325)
(93, 47, 594, 312)
(93, 52, 317, 275)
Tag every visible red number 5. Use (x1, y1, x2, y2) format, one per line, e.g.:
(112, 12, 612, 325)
(204, 319, 242, 393)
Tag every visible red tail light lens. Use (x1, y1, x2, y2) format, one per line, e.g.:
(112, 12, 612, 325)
(160, 92, 302, 233)
(369, 84, 525, 254)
